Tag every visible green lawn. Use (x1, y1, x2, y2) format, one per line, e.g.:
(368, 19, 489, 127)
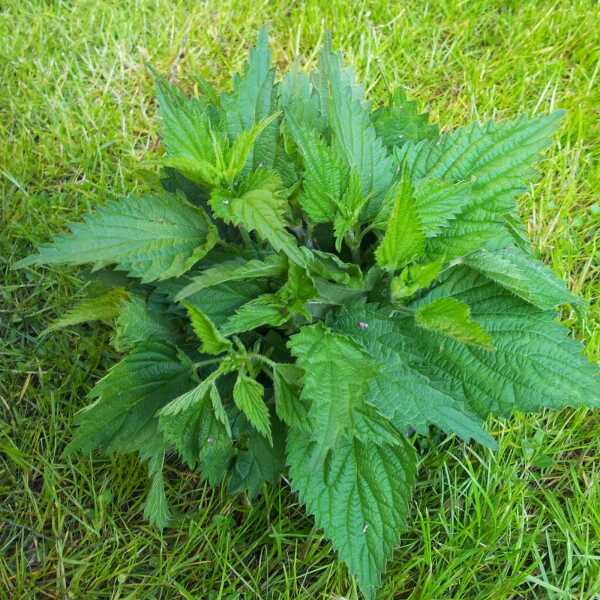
(2, 0, 600, 598)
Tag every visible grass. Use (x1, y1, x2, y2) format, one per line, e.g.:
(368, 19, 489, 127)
(1, 0, 599, 597)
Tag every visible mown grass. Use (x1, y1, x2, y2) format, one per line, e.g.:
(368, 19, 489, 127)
(1, 0, 599, 598)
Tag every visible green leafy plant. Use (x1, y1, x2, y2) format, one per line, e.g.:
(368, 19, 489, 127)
(18, 28, 599, 598)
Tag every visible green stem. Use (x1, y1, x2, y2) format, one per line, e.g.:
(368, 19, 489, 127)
(240, 229, 253, 249)
(194, 352, 277, 377)
(193, 358, 223, 369)
(246, 352, 277, 369)
(358, 222, 378, 242)
(305, 222, 315, 248)
(345, 225, 362, 264)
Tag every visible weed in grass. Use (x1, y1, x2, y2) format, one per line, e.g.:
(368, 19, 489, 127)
(1, 1, 599, 598)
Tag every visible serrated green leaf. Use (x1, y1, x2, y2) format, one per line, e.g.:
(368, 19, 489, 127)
(229, 414, 285, 497)
(286, 114, 347, 223)
(281, 263, 317, 317)
(65, 342, 194, 456)
(408, 267, 600, 417)
(280, 62, 324, 135)
(375, 176, 425, 271)
(398, 112, 564, 260)
(312, 278, 367, 306)
(161, 278, 272, 327)
(159, 383, 233, 481)
(194, 73, 220, 107)
(44, 288, 128, 333)
(273, 364, 310, 430)
(273, 150, 300, 189)
(228, 189, 305, 266)
(285, 263, 315, 300)
(503, 212, 533, 252)
(159, 373, 219, 417)
(415, 297, 495, 350)
(464, 245, 580, 309)
(224, 113, 280, 182)
(289, 323, 392, 459)
(304, 248, 363, 286)
(286, 110, 365, 244)
(210, 383, 232, 439)
(221, 293, 288, 336)
(318, 40, 393, 220)
(143, 450, 171, 529)
(18, 193, 218, 283)
(287, 429, 416, 599)
(373, 88, 438, 149)
(200, 435, 235, 486)
(330, 304, 496, 448)
(175, 254, 286, 301)
(391, 257, 445, 300)
(400, 112, 564, 193)
(183, 302, 231, 355)
(233, 374, 272, 444)
(413, 178, 472, 238)
(113, 295, 179, 352)
(221, 26, 278, 172)
(333, 169, 366, 251)
(211, 184, 306, 266)
(155, 74, 221, 186)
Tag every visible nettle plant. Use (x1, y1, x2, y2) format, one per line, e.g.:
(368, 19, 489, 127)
(20, 29, 600, 598)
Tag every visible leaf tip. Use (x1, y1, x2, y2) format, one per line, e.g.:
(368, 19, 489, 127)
(14, 254, 38, 269)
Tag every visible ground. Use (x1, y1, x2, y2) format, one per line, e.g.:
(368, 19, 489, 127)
(1, 0, 600, 598)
